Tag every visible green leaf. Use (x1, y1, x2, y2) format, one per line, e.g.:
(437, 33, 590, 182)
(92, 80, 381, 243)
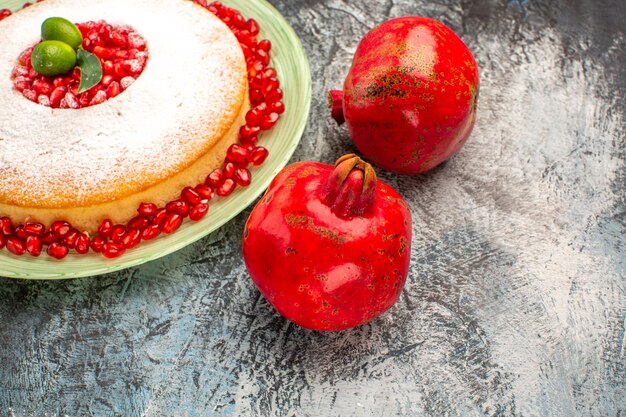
(76, 48, 102, 94)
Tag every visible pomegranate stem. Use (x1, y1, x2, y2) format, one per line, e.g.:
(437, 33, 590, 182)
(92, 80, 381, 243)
(322, 154, 377, 218)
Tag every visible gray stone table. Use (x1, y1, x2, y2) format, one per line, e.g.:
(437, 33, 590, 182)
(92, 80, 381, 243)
(1, 0, 624, 416)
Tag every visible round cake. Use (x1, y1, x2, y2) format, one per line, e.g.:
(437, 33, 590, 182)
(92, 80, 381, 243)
(0, 0, 250, 233)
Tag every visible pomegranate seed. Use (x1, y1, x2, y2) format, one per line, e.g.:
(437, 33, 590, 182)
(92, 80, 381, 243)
(240, 124, 261, 139)
(0, 217, 14, 236)
(106, 81, 121, 98)
(234, 168, 252, 187)
(153, 208, 168, 226)
(101, 74, 114, 87)
(128, 216, 150, 230)
(206, 168, 225, 188)
(14, 226, 29, 240)
(250, 147, 269, 166)
(75, 234, 90, 254)
(33, 78, 52, 95)
(262, 68, 277, 79)
(249, 88, 264, 105)
(247, 19, 260, 35)
(189, 203, 209, 221)
(122, 229, 142, 249)
(41, 232, 57, 245)
(141, 224, 161, 240)
(240, 134, 258, 146)
(217, 179, 236, 196)
(162, 213, 183, 234)
(23, 89, 37, 102)
(260, 112, 279, 130)
(102, 242, 125, 258)
(266, 88, 283, 103)
(225, 162, 238, 179)
(227, 144, 250, 164)
(6, 237, 26, 255)
(50, 220, 71, 237)
(269, 101, 285, 114)
(93, 46, 113, 59)
(63, 229, 80, 248)
(195, 184, 214, 200)
(0, 9, 12, 21)
(110, 225, 127, 243)
(49, 86, 67, 107)
(138, 202, 158, 217)
(166, 200, 189, 216)
(258, 39, 272, 52)
(98, 219, 113, 237)
(90, 236, 106, 253)
(181, 186, 201, 205)
(47, 242, 69, 259)
(245, 108, 264, 127)
(26, 236, 42, 257)
(89, 90, 107, 106)
(0, 234, 5, 250)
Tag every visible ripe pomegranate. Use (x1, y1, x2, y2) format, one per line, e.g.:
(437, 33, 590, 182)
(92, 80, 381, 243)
(330, 16, 479, 174)
(243, 154, 412, 331)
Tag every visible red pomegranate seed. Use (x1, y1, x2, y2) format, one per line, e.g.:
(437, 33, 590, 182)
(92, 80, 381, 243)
(234, 168, 252, 187)
(195, 184, 214, 200)
(258, 39, 271, 52)
(14, 226, 28, 240)
(63, 229, 80, 248)
(90, 236, 106, 253)
(262, 68, 277, 79)
(189, 203, 209, 221)
(23, 89, 37, 102)
(121, 229, 142, 249)
(141, 224, 161, 240)
(260, 112, 279, 130)
(75, 234, 90, 254)
(239, 134, 258, 146)
(49, 86, 67, 107)
(102, 242, 125, 259)
(152, 208, 168, 226)
(245, 108, 264, 127)
(50, 220, 71, 237)
(0, 217, 13, 236)
(98, 219, 113, 237)
(263, 78, 280, 95)
(41, 232, 57, 245)
(110, 225, 127, 243)
(249, 88, 264, 105)
(26, 236, 42, 257)
(266, 88, 283, 103)
(166, 200, 189, 216)
(250, 146, 269, 166)
(206, 168, 225, 188)
(181, 186, 201, 205)
(128, 216, 150, 230)
(101, 74, 114, 87)
(106, 81, 121, 98)
(6, 237, 25, 256)
(240, 124, 261, 139)
(217, 179, 236, 196)
(0, 234, 5, 250)
(0, 9, 12, 21)
(138, 202, 158, 217)
(226, 144, 250, 164)
(247, 19, 259, 35)
(33, 78, 52, 95)
(47, 242, 69, 259)
(162, 213, 183, 234)
(224, 162, 236, 179)
(269, 101, 285, 114)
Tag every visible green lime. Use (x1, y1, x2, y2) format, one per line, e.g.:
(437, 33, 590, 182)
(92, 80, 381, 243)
(41, 17, 83, 49)
(31, 40, 77, 76)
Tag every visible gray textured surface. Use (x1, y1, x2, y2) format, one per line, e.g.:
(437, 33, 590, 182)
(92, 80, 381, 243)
(1, 0, 625, 416)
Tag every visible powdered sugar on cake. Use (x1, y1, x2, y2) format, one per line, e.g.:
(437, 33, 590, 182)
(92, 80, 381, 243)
(0, 0, 247, 207)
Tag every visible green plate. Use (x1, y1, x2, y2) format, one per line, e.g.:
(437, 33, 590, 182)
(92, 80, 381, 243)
(0, 0, 311, 280)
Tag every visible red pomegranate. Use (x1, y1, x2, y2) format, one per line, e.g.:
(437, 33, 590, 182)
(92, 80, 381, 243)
(242, 154, 412, 331)
(330, 16, 479, 174)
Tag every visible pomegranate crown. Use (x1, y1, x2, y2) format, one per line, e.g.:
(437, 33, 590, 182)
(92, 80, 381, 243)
(321, 154, 377, 218)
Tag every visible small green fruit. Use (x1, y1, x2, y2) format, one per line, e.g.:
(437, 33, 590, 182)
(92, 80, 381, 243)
(41, 17, 83, 49)
(31, 40, 77, 76)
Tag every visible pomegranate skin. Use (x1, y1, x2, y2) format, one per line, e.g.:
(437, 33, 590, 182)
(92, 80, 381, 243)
(242, 159, 412, 331)
(335, 16, 479, 174)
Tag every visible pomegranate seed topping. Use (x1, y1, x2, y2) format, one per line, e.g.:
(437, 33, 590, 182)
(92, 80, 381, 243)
(195, 184, 214, 200)
(0, 9, 12, 21)
(63, 229, 80, 248)
(217, 179, 236, 196)
(128, 216, 150, 230)
(50, 86, 67, 107)
(102, 242, 125, 258)
(26, 236, 42, 257)
(224, 162, 236, 179)
(106, 81, 121, 98)
(166, 200, 190, 216)
(206, 168, 225, 188)
(227, 144, 250, 164)
(23, 89, 37, 102)
(250, 147, 269, 166)
(240, 124, 261, 139)
(110, 225, 127, 243)
(262, 68, 277, 79)
(41, 232, 57, 245)
(0, 217, 14, 236)
(14, 226, 29, 240)
(122, 229, 142, 249)
(269, 101, 285, 114)
(89, 90, 107, 106)
(75, 234, 90, 254)
(189, 203, 209, 221)
(260, 112, 280, 130)
(181, 186, 201, 205)
(6, 237, 26, 256)
(98, 219, 113, 237)
(258, 39, 272, 52)
(247, 19, 260, 35)
(162, 213, 183, 234)
(249, 88, 264, 105)
(23, 222, 45, 236)
(153, 208, 168, 226)
(33, 78, 53, 95)
(234, 168, 252, 187)
(0, 234, 5, 250)
(266, 88, 283, 103)
(101, 74, 114, 87)
(51, 220, 71, 237)
(141, 224, 161, 241)
(90, 236, 106, 253)
(47, 242, 69, 259)
(138, 202, 158, 217)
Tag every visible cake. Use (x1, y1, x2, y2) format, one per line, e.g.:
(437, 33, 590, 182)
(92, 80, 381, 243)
(0, 0, 283, 258)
